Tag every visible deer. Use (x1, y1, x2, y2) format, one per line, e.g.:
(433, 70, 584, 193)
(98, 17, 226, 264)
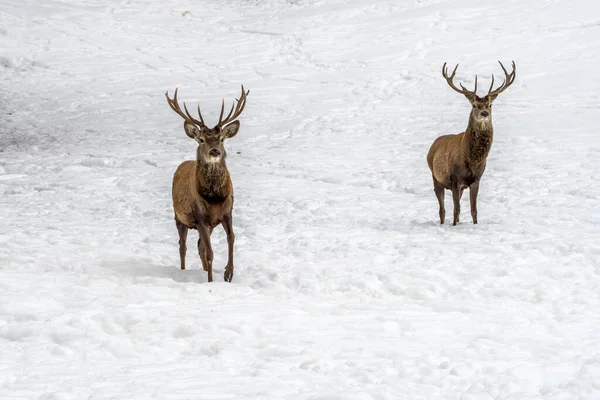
(165, 86, 249, 282)
(427, 61, 516, 226)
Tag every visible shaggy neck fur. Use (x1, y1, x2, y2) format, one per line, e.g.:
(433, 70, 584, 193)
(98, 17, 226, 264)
(463, 114, 494, 164)
(195, 151, 229, 200)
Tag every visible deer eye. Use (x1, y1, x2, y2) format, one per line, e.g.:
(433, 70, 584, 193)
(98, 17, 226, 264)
(199, 138, 205, 144)
(220, 138, 224, 143)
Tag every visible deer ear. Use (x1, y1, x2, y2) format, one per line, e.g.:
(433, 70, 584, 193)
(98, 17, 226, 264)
(184, 122, 201, 139)
(222, 121, 240, 139)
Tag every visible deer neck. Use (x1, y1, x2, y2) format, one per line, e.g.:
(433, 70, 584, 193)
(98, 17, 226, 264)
(195, 156, 229, 201)
(463, 114, 494, 164)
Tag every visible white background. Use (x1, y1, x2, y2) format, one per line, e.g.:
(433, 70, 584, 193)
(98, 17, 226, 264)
(1, 0, 599, 398)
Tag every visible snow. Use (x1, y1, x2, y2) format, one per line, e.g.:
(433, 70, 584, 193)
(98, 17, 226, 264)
(1, 0, 600, 398)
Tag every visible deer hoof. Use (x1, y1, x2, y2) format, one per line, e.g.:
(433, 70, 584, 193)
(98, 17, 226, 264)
(224, 272, 233, 283)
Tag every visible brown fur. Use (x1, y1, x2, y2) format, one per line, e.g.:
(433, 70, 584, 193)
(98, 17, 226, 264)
(172, 160, 233, 230)
(428, 61, 515, 225)
(427, 111, 492, 225)
(166, 87, 248, 282)
(172, 126, 239, 282)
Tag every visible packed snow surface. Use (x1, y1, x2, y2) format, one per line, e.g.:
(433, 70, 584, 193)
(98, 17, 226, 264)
(1, 0, 600, 398)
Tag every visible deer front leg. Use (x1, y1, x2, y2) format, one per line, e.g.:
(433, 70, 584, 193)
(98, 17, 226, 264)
(198, 224, 214, 282)
(469, 180, 480, 224)
(198, 239, 208, 272)
(175, 217, 188, 270)
(451, 184, 461, 226)
(433, 177, 445, 224)
(221, 213, 235, 283)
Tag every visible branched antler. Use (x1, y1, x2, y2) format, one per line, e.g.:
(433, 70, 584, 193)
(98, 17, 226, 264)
(165, 88, 206, 128)
(166, 86, 249, 128)
(442, 63, 478, 97)
(487, 61, 516, 97)
(218, 85, 250, 128)
(443, 61, 516, 99)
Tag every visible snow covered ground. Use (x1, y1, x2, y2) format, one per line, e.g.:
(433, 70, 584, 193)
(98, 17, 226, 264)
(1, 0, 600, 398)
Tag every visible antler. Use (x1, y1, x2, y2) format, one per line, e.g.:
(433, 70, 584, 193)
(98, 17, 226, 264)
(218, 85, 250, 128)
(487, 61, 516, 97)
(442, 62, 478, 97)
(165, 88, 206, 127)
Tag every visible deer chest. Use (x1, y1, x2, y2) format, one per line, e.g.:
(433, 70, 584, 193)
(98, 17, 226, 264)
(188, 195, 233, 229)
(450, 161, 486, 189)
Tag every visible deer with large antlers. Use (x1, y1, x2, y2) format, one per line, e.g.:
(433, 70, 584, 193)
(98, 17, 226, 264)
(427, 61, 516, 225)
(166, 86, 249, 282)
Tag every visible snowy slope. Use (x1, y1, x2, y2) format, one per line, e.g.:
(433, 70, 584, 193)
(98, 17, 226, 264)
(1, 0, 600, 398)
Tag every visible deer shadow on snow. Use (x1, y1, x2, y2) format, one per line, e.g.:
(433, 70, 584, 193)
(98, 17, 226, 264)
(109, 257, 209, 284)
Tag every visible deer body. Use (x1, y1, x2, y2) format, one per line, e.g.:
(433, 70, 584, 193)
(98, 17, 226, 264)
(166, 86, 249, 282)
(427, 61, 515, 225)
(428, 122, 493, 188)
(172, 160, 233, 229)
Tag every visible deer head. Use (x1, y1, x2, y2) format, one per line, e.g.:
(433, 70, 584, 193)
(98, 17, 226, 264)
(165, 86, 249, 164)
(442, 61, 516, 125)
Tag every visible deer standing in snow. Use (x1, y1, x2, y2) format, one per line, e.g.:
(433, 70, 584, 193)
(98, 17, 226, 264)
(166, 86, 249, 282)
(427, 61, 516, 225)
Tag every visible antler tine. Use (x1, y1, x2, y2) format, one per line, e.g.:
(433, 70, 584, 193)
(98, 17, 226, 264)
(223, 101, 236, 125)
(218, 99, 225, 126)
(442, 62, 476, 96)
(442, 62, 458, 79)
(166, 88, 206, 127)
(218, 85, 250, 127)
(235, 88, 250, 102)
(487, 74, 495, 96)
(197, 104, 205, 126)
(460, 75, 477, 95)
(488, 60, 516, 97)
(183, 102, 205, 127)
(165, 88, 187, 120)
(231, 87, 249, 117)
(218, 98, 236, 128)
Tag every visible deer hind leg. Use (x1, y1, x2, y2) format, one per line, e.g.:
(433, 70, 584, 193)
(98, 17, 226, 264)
(451, 183, 461, 226)
(469, 181, 480, 224)
(221, 213, 235, 283)
(175, 217, 188, 270)
(198, 225, 214, 282)
(433, 177, 445, 224)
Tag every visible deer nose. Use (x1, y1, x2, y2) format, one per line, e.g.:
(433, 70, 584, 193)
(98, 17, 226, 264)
(481, 111, 489, 117)
(209, 149, 221, 157)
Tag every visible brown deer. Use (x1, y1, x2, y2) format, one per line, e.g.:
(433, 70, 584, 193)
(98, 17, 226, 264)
(427, 61, 516, 225)
(165, 86, 249, 282)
